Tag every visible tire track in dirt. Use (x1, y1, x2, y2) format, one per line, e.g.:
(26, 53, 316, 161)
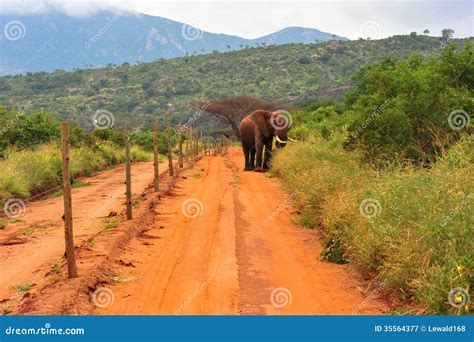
(91, 148, 387, 315)
(98, 156, 239, 314)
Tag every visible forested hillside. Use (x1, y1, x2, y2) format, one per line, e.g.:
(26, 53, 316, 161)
(1, 35, 471, 133)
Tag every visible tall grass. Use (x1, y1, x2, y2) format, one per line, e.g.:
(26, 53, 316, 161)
(272, 135, 473, 314)
(0, 141, 152, 203)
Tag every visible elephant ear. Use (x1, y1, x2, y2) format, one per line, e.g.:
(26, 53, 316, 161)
(253, 110, 271, 138)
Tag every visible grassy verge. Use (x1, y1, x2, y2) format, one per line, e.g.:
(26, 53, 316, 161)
(271, 135, 473, 314)
(0, 141, 152, 203)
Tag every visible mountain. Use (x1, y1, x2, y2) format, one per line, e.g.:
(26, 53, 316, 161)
(252, 27, 343, 45)
(0, 10, 346, 75)
(2, 34, 470, 135)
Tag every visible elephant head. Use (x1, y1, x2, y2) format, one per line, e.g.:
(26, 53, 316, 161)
(253, 109, 292, 148)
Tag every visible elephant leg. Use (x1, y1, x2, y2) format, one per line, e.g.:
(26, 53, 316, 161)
(243, 146, 252, 171)
(250, 148, 256, 169)
(263, 139, 273, 171)
(254, 140, 264, 172)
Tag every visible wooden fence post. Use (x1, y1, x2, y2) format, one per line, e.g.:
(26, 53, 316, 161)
(178, 123, 184, 168)
(153, 122, 159, 192)
(167, 122, 174, 176)
(60, 122, 78, 278)
(188, 126, 192, 159)
(191, 126, 195, 158)
(200, 130, 203, 155)
(194, 128, 198, 157)
(185, 126, 189, 161)
(125, 136, 133, 220)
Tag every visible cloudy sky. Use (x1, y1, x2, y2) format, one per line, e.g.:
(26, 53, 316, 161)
(1, 0, 472, 39)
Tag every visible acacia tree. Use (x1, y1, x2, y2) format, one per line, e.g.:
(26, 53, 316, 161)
(191, 96, 279, 139)
(441, 29, 454, 43)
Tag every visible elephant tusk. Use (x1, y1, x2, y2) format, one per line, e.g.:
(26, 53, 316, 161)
(275, 135, 287, 144)
(287, 137, 299, 142)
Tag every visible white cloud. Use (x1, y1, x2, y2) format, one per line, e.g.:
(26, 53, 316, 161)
(0, 0, 134, 17)
(0, 0, 472, 39)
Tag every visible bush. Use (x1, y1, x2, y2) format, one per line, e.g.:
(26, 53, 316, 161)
(272, 135, 473, 314)
(130, 130, 175, 154)
(346, 44, 473, 165)
(131, 145, 152, 162)
(0, 107, 60, 157)
(5, 144, 62, 194)
(0, 141, 151, 203)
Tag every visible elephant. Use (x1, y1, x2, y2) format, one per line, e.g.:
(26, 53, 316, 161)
(239, 109, 292, 172)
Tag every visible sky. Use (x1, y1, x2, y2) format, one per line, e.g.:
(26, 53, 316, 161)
(0, 0, 472, 39)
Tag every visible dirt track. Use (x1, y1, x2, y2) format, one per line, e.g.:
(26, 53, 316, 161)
(0, 161, 168, 310)
(95, 148, 387, 315)
(1, 148, 387, 315)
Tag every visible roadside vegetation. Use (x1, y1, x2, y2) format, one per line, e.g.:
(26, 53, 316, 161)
(272, 43, 473, 314)
(0, 106, 176, 204)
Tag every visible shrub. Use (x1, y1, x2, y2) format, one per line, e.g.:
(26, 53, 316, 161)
(0, 142, 151, 204)
(272, 135, 473, 314)
(346, 44, 473, 165)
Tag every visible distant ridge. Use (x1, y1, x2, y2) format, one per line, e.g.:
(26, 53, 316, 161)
(0, 10, 347, 75)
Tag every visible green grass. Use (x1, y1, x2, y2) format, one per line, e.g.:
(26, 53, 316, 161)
(111, 276, 125, 283)
(51, 260, 62, 275)
(45, 181, 91, 199)
(0, 218, 24, 230)
(272, 134, 473, 314)
(191, 173, 202, 179)
(19, 221, 53, 236)
(0, 141, 152, 204)
(13, 281, 35, 292)
(101, 218, 119, 229)
(2, 304, 10, 315)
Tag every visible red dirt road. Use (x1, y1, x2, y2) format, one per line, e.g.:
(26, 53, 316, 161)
(95, 148, 387, 315)
(0, 161, 168, 309)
